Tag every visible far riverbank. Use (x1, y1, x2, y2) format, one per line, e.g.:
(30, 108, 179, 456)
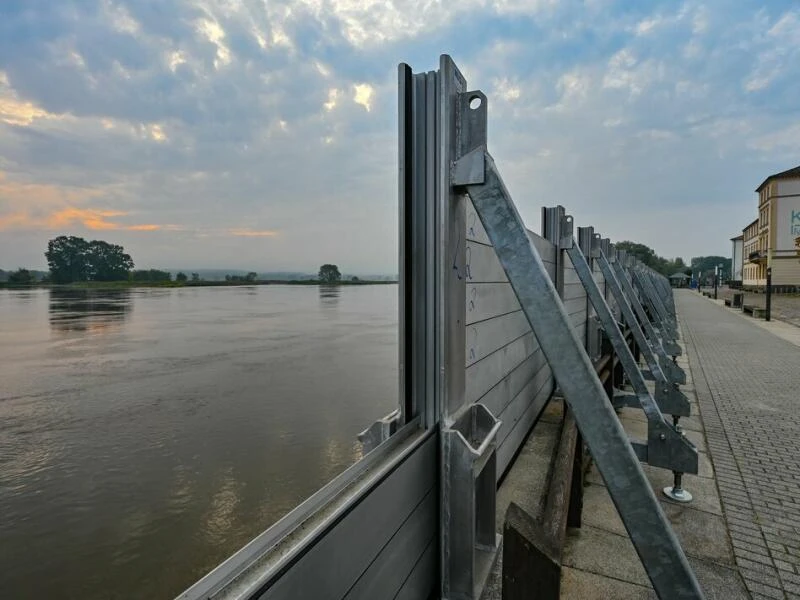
(0, 280, 397, 290)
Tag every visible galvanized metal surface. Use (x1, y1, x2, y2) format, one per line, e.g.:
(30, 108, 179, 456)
(634, 268, 678, 341)
(464, 155, 704, 599)
(439, 56, 501, 600)
(609, 258, 685, 383)
(592, 249, 690, 418)
(442, 404, 502, 599)
(561, 230, 696, 474)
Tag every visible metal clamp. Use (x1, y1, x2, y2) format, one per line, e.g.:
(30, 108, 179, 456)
(357, 410, 401, 454)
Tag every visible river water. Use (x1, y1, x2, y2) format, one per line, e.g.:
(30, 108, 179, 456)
(0, 285, 398, 599)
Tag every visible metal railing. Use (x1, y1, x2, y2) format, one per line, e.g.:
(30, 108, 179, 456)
(176, 55, 704, 600)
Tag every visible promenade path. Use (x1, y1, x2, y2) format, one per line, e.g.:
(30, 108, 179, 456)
(679, 290, 800, 599)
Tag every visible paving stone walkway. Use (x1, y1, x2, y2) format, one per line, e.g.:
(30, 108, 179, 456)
(678, 290, 800, 599)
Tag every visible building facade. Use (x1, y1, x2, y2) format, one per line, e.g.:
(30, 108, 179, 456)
(741, 166, 800, 291)
(742, 219, 760, 287)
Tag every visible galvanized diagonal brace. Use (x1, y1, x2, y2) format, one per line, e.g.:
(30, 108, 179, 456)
(648, 269, 677, 319)
(594, 243, 685, 384)
(609, 257, 683, 366)
(585, 244, 689, 417)
(560, 223, 694, 459)
(634, 267, 678, 341)
(458, 151, 704, 599)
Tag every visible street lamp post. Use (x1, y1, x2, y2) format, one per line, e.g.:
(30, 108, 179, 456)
(766, 266, 772, 322)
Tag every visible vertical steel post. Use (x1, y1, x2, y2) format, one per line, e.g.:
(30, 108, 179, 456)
(434, 56, 501, 600)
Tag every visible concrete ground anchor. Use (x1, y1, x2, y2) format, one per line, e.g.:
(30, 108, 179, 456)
(663, 471, 693, 503)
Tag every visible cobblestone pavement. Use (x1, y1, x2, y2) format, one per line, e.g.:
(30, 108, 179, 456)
(678, 290, 800, 599)
(714, 287, 800, 328)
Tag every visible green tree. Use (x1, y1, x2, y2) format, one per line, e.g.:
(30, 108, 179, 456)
(8, 268, 36, 284)
(245, 272, 258, 282)
(318, 264, 341, 283)
(176, 272, 188, 282)
(191, 272, 200, 282)
(351, 276, 359, 282)
(46, 236, 133, 283)
(87, 240, 134, 281)
(46, 236, 90, 283)
(615, 241, 687, 276)
(615, 241, 658, 268)
(690, 256, 731, 279)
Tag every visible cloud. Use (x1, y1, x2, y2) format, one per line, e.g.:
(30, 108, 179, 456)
(0, 0, 799, 271)
(0, 205, 164, 233)
(353, 83, 373, 111)
(226, 228, 279, 237)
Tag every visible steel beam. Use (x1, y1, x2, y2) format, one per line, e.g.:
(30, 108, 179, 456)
(591, 244, 686, 392)
(560, 224, 695, 470)
(460, 153, 704, 599)
(609, 257, 683, 371)
(587, 244, 689, 417)
(633, 267, 678, 341)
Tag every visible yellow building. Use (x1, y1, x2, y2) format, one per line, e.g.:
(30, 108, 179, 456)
(742, 165, 800, 291)
(742, 219, 760, 286)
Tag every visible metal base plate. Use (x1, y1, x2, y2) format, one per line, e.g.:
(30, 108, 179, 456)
(663, 486, 693, 503)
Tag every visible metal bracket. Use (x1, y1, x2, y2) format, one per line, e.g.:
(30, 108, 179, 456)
(358, 410, 401, 454)
(442, 403, 502, 599)
(560, 214, 575, 249)
(661, 355, 687, 385)
(631, 420, 698, 474)
(654, 382, 691, 418)
(452, 91, 488, 185)
(453, 148, 485, 185)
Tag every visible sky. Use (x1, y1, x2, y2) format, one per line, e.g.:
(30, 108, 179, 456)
(1, 0, 798, 273)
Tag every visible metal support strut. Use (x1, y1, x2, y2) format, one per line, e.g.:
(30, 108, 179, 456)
(454, 143, 704, 596)
(558, 219, 696, 483)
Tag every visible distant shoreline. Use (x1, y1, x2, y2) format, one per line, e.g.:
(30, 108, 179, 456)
(0, 280, 398, 290)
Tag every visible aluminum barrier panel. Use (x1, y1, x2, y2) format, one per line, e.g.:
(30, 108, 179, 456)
(464, 196, 557, 478)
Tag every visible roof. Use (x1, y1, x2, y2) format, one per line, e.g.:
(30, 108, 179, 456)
(730, 234, 743, 241)
(755, 165, 800, 192)
(743, 218, 758, 231)
(669, 272, 690, 279)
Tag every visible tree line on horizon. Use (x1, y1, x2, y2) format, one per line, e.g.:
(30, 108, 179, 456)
(614, 241, 731, 279)
(1, 236, 731, 285)
(1, 236, 356, 285)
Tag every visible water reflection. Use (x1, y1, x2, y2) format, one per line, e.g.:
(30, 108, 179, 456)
(318, 284, 340, 309)
(49, 289, 132, 333)
(3, 290, 40, 303)
(1, 285, 398, 600)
